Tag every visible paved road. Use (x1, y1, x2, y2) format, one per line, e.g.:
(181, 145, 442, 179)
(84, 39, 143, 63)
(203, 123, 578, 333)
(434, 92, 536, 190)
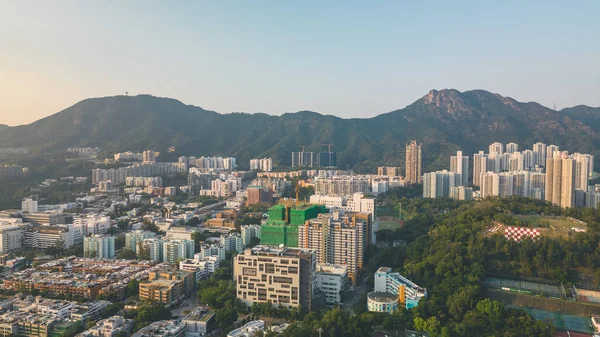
(171, 295, 199, 318)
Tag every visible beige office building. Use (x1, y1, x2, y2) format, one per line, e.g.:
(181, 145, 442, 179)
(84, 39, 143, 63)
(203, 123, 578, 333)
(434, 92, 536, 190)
(234, 246, 316, 311)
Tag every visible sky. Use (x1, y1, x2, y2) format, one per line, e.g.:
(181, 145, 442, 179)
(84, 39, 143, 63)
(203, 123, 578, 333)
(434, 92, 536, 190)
(0, 1, 599, 126)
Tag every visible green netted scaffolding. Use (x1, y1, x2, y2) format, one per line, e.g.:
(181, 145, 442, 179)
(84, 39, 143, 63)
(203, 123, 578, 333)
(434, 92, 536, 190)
(261, 204, 328, 247)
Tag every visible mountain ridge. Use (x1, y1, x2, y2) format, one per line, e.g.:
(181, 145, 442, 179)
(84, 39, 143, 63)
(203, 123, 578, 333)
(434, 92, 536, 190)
(1, 89, 599, 171)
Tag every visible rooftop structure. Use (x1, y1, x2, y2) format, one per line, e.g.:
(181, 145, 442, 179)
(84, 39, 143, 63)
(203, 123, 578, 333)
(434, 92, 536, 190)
(227, 320, 265, 337)
(132, 320, 185, 337)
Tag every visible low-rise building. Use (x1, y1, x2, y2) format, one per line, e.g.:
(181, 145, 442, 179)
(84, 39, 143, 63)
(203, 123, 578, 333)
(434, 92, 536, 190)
(367, 291, 399, 313)
(132, 320, 185, 337)
(181, 307, 216, 337)
(139, 269, 195, 307)
(227, 320, 265, 337)
(77, 315, 134, 337)
(315, 264, 349, 305)
(374, 267, 426, 309)
(179, 256, 220, 282)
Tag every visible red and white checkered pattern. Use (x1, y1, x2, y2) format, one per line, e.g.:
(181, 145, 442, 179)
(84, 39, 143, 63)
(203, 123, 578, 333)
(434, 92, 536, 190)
(504, 226, 540, 242)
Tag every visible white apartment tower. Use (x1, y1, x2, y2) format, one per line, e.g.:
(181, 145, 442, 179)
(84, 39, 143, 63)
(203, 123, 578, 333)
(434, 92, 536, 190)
(449, 151, 469, 186)
(21, 198, 38, 214)
(489, 142, 504, 156)
(533, 142, 547, 166)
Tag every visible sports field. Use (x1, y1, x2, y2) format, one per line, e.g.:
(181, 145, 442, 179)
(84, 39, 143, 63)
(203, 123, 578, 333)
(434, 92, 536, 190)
(514, 215, 586, 239)
(508, 306, 593, 334)
(377, 217, 403, 230)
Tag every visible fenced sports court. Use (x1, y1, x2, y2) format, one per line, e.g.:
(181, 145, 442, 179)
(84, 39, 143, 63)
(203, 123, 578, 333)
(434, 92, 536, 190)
(482, 276, 566, 298)
(509, 306, 593, 334)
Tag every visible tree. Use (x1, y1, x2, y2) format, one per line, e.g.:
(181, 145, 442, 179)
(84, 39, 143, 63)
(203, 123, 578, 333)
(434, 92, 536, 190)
(215, 303, 238, 329)
(117, 249, 137, 260)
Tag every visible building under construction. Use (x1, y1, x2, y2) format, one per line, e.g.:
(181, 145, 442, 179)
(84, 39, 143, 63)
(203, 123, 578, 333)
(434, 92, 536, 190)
(261, 204, 328, 247)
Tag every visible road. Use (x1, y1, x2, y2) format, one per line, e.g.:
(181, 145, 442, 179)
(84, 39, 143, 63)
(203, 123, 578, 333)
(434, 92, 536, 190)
(171, 295, 199, 319)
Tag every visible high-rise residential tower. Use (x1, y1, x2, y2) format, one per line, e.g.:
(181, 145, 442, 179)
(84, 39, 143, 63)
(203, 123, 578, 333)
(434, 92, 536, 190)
(450, 151, 469, 186)
(405, 140, 422, 184)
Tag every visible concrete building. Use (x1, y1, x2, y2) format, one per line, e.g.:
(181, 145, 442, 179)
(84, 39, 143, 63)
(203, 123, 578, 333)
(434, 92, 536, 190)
(489, 142, 504, 156)
(163, 239, 195, 264)
(249, 158, 273, 172)
(21, 198, 38, 214)
(139, 269, 195, 307)
(367, 292, 399, 313)
(532, 142, 547, 166)
(310, 192, 375, 216)
(181, 307, 216, 337)
(0, 225, 24, 253)
(179, 256, 220, 282)
(125, 230, 156, 252)
(450, 186, 473, 201)
(423, 170, 462, 198)
(573, 153, 593, 190)
(199, 244, 226, 261)
(227, 320, 265, 337)
(240, 225, 261, 246)
(220, 233, 244, 253)
(142, 150, 159, 163)
(166, 227, 195, 241)
(297, 212, 365, 285)
(545, 154, 576, 208)
(449, 151, 469, 186)
(547, 144, 560, 158)
(234, 246, 316, 310)
(473, 151, 487, 187)
(125, 176, 163, 187)
(315, 264, 348, 305)
(246, 187, 272, 206)
(24, 225, 72, 250)
(137, 237, 164, 262)
(21, 212, 71, 226)
(374, 267, 426, 309)
(506, 142, 519, 154)
(377, 166, 401, 177)
(83, 235, 115, 259)
(132, 321, 185, 337)
(405, 140, 422, 184)
(73, 215, 111, 235)
(313, 176, 369, 196)
(79, 315, 133, 337)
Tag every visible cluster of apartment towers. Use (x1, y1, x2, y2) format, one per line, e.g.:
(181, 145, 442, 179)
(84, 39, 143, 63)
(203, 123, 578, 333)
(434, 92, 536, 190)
(414, 141, 594, 209)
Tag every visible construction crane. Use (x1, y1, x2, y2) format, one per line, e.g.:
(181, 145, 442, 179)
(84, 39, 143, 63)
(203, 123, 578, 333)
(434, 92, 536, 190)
(321, 144, 334, 152)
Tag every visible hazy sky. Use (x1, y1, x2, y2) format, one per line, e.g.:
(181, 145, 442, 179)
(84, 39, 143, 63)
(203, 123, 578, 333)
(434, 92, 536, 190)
(1, 1, 599, 126)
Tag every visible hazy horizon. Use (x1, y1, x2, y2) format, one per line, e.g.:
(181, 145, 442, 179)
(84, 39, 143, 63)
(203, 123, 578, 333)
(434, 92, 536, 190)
(1, 1, 599, 126)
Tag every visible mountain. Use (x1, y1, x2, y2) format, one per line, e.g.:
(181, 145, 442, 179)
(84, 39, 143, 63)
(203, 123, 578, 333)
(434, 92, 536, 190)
(560, 105, 600, 132)
(1, 90, 599, 171)
(0, 124, 8, 131)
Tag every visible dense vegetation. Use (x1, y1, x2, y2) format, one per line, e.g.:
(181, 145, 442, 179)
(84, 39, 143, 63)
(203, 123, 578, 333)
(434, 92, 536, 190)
(1, 90, 598, 171)
(270, 189, 600, 337)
